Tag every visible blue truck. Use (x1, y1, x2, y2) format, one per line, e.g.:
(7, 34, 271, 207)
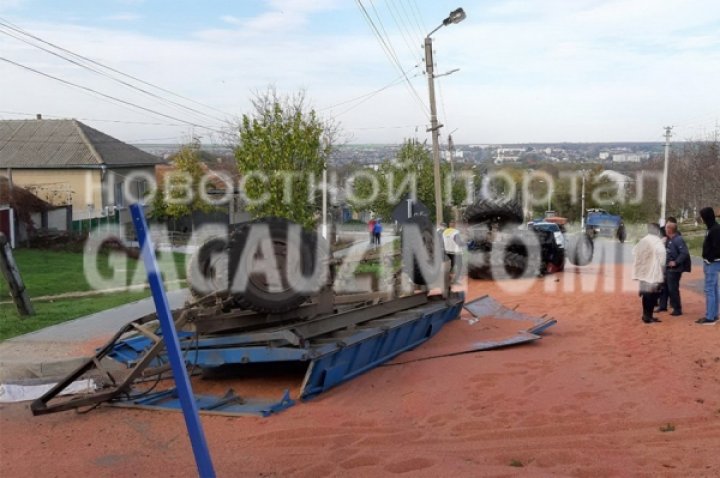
(585, 209, 626, 243)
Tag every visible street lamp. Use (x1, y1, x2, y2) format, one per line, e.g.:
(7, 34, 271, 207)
(537, 179, 552, 214)
(425, 7, 466, 227)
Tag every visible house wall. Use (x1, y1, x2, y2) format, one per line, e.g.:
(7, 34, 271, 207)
(11, 169, 103, 221)
(12, 167, 156, 223)
(105, 166, 156, 208)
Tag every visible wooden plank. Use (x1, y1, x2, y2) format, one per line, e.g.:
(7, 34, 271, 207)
(0, 232, 34, 316)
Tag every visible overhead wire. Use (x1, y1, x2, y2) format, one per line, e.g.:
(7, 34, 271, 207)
(333, 71, 423, 118)
(0, 56, 225, 134)
(383, 0, 422, 66)
(0, 22, 228, 126)
(355, 0, 429, 118)
(320, 66, 420, 115)
(407, 0, 428, 38)
(0, 110, 187, 127)
(0, 16, 232, 120)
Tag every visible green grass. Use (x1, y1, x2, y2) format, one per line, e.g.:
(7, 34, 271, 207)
(1, 249, 188, 340)
(0, 249, 187, 298)
(0, 291, 151, 340)
(684, 235, 704, 258)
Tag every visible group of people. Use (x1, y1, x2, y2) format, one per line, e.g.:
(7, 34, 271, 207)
(632, 207, 720, 325)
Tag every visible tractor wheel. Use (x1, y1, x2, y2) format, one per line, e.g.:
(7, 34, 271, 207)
(464, 198, 524, 226)
(401, 215, 442, 285)
(617, 224, 627, 243)
(566, 233, 594, 266)
(227, 217, 328, 314)
(187, 236, 230, 301)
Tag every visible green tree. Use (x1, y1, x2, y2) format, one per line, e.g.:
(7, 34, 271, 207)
(154, 140, 216, 229)
(348, 139, 457, 223)
(234, 89, 335, 229)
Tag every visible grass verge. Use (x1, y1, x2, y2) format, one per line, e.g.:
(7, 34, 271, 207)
(1, 248, 188, 340)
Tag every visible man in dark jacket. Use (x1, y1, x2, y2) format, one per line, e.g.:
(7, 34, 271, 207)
(697, 207, 720, 325)
(660, 222, 690, 316)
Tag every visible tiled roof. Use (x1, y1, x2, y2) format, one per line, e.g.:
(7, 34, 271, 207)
(0, 119, 163, 169)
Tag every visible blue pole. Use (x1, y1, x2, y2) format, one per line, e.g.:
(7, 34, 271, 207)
(130, 204, 216, 478)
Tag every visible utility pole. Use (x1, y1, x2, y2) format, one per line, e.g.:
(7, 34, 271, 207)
(660, 126, 673, 225)
(447, 132, 456, 176)
(424, 8, 466, 228)
(425, 36, 444, 227)
(580, 172, 586, 229)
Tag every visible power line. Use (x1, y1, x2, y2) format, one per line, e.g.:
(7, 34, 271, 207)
(0, 22, 228, 126)
(319, 67, 418, 111)
(0, 56, 225, 134)
(384, 0, 422, 66)
(0, 26, 226, 126)
(355, 0, 429, 117)
(0, 110, 187, 127)
(333, 71, 422, 118)
(406, 0, 428, 38)
(0, 17, 232, 119)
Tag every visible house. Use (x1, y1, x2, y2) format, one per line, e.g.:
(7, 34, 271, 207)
(154, 161, 249, 231)
(0, 117, 164, 228)
(1, 176, 72, 247)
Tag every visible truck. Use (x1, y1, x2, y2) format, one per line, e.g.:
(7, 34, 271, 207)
(585, 208, 626, 243)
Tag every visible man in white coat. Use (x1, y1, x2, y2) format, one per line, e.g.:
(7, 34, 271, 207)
(632, 223, 666, 324)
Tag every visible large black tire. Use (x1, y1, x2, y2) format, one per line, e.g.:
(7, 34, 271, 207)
(566, 233, 594, 266)
(187, 236, 229, 301)
(401, 215, 442, 285)
(464, 198, 523, 226)
(617, 224, 627, 243)
(227, 217, 328, 314)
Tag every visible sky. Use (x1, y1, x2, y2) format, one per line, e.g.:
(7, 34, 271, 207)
(1, 0, 719, 145)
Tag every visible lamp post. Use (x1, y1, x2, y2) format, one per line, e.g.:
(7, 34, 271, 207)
(537, 179, 552, 215)
(660, 126, 672, 226)
(425, 7, 466, 227)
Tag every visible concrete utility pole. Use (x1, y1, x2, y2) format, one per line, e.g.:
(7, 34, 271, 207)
(424, 7, 466, 227)
(580, 171, 587, 229)
(425, 37, 444, 227)
(660, 126, 673, 226)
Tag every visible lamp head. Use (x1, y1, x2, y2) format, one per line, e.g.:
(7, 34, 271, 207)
(443, 8, 466, 26)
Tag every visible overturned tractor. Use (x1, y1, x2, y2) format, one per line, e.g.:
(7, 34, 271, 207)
(465, 199, 594, 279)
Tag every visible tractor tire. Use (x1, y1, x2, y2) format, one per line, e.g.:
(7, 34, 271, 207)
(617, 224, 627, 243)
(227, 217, 328, 314)
(401, 215, 442, 285)
(464, 198, 524, 226)
(187, 236, 230, 301)
(566, 233, 594, 266)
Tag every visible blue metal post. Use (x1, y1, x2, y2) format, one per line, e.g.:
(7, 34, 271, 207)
(130, 204, 216, 478)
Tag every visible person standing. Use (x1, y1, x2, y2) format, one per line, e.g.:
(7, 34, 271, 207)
(657, 217, 679, 311)
(632, 223, 666, 324)
(660, 222, 691, 316)
(443, 221, 464, 284)
(372, 219, 383, 248)
(697, 207, 720, 325)
(367, 218, 376, 245)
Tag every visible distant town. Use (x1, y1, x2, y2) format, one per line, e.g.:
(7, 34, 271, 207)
(136, 142, 667, 169)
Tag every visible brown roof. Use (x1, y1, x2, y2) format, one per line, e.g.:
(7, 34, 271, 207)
(0, 176, 50, 212)
(0, 119, 163, 169)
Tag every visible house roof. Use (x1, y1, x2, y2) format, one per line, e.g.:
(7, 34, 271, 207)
(0, 175, 50, 212)
(0, 119, 164, 169)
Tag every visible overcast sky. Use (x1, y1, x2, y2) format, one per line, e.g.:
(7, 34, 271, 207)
(1, 0, 718, 145)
